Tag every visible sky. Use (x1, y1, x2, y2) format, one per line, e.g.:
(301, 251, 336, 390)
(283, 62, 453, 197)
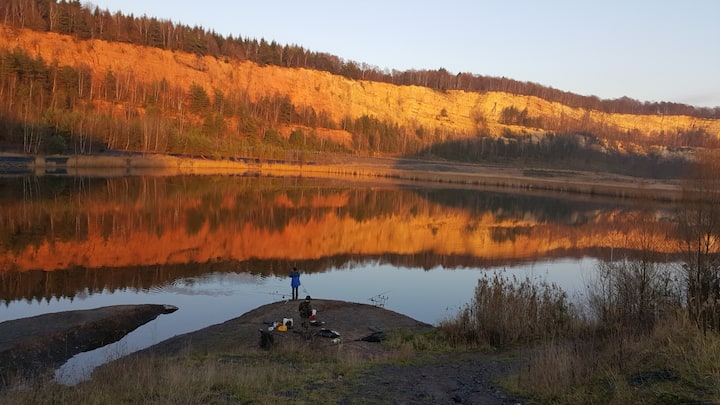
(86, 0, 720, 108)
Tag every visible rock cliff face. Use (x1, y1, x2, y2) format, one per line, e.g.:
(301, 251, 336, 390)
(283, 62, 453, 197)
(2, 26, 717, 150)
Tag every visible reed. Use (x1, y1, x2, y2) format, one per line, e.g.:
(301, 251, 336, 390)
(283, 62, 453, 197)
(439, 263, 720, 403)
(438, 271, 579, 347)
(512, 312, 720, 404)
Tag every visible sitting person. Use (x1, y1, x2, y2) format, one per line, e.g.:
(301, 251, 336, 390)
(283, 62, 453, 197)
(298, 295, 312, 329)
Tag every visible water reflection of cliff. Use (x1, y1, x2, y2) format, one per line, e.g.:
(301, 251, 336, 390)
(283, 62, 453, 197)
(0, 175, 679, 302)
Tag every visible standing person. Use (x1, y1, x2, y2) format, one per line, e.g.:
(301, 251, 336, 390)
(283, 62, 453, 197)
(299, 295, 312, 331)
(289, 267, 301, 300)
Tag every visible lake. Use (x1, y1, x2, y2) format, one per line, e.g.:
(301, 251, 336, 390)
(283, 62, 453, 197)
(0, 174, 679, 383)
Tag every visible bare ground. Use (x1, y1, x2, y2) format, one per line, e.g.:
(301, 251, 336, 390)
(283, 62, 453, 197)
(132, 299, 532, 404)
(1, 301, 531, 403)
(339, 351, 527, 405)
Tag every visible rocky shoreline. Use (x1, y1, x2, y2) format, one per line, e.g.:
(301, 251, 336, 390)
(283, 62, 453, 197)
(0, 304, 176, 388)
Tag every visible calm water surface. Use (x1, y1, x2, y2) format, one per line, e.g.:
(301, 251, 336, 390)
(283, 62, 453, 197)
(0, 174, 677, 384)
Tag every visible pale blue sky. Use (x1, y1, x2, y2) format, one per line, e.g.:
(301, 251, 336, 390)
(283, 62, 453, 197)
(87, 1, 720, 108)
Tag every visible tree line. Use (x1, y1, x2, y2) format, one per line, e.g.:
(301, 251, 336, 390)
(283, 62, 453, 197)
(0, 1, 716, 177)
(0, 44, 712, 179)
(0, 44, 433, 158)
(2, 0, 718, 119)
(0, 46, 352, 156)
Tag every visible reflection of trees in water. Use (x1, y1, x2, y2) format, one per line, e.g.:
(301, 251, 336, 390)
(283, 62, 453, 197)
(0, 176, 678, 255)
(0, 175, 681, 286)
(490, 226, 532, 243)
(0, 249, 579, 304)
(0, 176, 449, 252)
(421, 188, 623, 225)
(1, 176, 656, 253)
(0, 176, 680, 304)
(0, 244, 663, 304)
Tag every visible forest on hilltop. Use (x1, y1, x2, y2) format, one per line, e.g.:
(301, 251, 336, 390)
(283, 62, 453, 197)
(3, 0, 718, 119)
(0, 0, 718, 179)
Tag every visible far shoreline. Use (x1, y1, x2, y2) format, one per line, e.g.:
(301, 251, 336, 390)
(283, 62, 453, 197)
(0, 151, 682, 201)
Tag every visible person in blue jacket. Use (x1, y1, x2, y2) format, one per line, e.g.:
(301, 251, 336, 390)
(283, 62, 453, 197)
(289, 267, 301, 300)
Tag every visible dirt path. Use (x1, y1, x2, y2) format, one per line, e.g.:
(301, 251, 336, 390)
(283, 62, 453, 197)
(340, 352, 527, 404)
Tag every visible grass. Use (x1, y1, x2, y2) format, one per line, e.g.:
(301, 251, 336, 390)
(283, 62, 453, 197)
(383, 327, 460, 353)
(506, 313, 720, 404)
(3, 268, 720, 404)
(1, 327, 447, 404)
(0, 337, 366, 404)
(433, 268, 720, 404)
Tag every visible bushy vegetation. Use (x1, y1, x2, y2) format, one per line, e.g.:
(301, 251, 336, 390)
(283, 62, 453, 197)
(439, 272, 578, 347)
(436, 257, 720, 403)
(439, 159, 720, 402)
(512, 311, 720, 404)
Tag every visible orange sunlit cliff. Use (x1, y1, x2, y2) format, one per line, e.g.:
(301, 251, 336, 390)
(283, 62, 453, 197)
(0, 24, 718, 167)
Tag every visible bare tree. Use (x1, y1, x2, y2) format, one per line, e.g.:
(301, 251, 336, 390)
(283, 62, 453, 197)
(676, 150, 720, 333)
(587, 209, 678, 331)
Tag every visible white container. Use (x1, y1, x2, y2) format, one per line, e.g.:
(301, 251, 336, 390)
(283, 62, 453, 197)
(283, 318, 293, 328)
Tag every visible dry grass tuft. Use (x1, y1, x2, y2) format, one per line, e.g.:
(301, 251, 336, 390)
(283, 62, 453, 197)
(438, 271, 578, 347)
(512, 310, 720, 404)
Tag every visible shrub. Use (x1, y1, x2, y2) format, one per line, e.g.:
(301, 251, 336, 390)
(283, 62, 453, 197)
(45, 134, 67, 154)
(586, 259, 679, 333)
(439, 272, 578, 347)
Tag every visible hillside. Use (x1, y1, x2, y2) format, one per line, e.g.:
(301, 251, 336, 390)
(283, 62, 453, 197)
(5, 26, 718, 136)
(0, 21, 718, 177)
